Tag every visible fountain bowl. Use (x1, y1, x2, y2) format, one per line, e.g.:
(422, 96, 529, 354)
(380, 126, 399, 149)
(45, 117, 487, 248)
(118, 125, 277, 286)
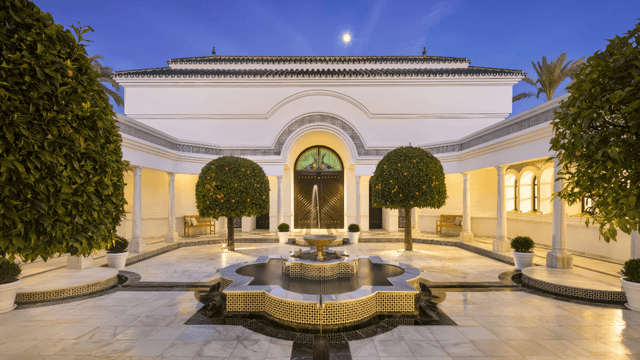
(303, 235, 337, 261)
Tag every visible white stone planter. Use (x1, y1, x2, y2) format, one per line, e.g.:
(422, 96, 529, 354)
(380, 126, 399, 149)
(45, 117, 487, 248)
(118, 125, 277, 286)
(0, 279, 21, 314)
(105, 252, 129, 270)
(511, 251, 535, 270)
(621, 277, 640, 311)
(348, 232, 360, 244)
(278, 231, 290, 244)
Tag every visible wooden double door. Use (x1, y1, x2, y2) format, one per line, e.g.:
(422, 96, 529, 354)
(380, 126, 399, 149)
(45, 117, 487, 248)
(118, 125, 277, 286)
(294, 172, 344, 229)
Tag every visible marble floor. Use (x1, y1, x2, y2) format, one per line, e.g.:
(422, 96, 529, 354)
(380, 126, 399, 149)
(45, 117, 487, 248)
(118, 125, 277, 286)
(3, 240, 633, 359)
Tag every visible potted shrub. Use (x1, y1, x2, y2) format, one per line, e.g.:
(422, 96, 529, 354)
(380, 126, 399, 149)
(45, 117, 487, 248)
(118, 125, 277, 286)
(0, 258, 22, 314)
(278, 223, 290, 244)
(510, 236, 535, 270)
(621, 259, 640, 311)
(105, 235, 129, 270)
(348, 223, 360, 244)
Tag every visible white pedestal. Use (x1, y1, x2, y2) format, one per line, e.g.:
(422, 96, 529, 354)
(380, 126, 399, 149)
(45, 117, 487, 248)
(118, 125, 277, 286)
(164, 231, 179, 243)
(546, 250, 573, 269)
(130, 238, 146, 253)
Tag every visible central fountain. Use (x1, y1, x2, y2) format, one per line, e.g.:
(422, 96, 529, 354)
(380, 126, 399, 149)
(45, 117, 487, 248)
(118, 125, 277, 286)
(220, 237, 420, 329)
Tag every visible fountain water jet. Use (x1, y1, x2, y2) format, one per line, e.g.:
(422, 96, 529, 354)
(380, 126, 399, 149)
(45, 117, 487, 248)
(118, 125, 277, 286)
(311, 184, 320, 229)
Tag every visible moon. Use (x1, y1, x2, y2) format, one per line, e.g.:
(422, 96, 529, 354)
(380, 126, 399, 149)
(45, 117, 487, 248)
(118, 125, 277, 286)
(341, 32, 352, 45)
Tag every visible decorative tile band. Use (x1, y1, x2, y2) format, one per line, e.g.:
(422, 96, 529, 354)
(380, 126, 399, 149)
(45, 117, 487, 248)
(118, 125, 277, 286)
(118, 107, 556, 157)
(15, 275, 118, 304)
(521, 274, 626, 304)
(283, 259, 358, 280)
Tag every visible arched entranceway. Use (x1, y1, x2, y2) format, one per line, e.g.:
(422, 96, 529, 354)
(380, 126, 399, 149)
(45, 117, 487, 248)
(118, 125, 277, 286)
(294, 146, 344, 229)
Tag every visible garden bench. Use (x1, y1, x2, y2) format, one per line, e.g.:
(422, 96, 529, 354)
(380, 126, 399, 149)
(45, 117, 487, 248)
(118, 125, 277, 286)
(184, 215, 215, 236)
(436, 215, 462, 235)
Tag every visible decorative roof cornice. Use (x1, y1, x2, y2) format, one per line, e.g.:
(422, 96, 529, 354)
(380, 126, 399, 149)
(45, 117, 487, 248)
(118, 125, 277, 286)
(167, 55, 470, 65)
(114, 66, 524, 79)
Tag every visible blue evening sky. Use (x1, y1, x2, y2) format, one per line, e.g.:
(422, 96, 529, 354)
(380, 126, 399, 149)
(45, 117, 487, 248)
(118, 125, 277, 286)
(41, 0, 638, 117)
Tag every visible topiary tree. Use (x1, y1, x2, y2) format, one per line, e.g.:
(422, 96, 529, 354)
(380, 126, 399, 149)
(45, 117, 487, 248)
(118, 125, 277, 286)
(550, 20, 640, 243)
(0, 0, 127, 262)
(195, 156, 269, 251)
(370, 146, 446, 250)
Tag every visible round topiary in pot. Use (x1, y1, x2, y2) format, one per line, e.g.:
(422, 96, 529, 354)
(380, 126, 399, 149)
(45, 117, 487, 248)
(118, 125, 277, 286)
(0, 258, 22, 314)
(511, 236, 535, 253)
(510, 236, 535, 270)
(621, 259, 640, 311)
(348, 223, 360, 244)
(107, 235, 129, 254)
(277, 223, 290, 244)
(105, 235, 129, 270)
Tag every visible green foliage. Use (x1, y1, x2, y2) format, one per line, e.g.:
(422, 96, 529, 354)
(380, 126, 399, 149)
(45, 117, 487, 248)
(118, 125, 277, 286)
(0, 259, 21, 285)
(348, 223, 360, 232)
(195, 156, 269, 219)
(510, 236, 535, 253)
(370, 146, 446, 210)
(107, 235, 128, 254)
(623, 259, 640, 283)
(513, 52, 585, 102)
(550, 21, 640, 243)
(278, 223, 289, 232)
(0, 0, 128, 262)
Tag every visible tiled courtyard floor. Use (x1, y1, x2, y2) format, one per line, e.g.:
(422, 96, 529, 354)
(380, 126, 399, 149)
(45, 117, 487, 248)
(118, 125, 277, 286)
(2, 235, 633, 359)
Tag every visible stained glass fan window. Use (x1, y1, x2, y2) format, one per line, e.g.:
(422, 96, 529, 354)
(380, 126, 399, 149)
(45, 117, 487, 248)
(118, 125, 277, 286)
(295, 147, 342, 171)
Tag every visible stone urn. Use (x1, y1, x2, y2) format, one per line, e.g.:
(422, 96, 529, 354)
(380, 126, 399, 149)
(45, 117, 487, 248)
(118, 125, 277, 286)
(106, 252, 129, 271)
(0, 279, 21, 314)
(511, 251, 535, 270)
(621, 277, 640, 311)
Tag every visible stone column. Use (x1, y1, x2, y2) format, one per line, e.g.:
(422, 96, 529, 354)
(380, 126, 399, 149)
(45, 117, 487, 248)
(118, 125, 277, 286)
(277, 176, 283, 225)
(631, 231, 640, 259)
(130, 166, 145, 253)
(411, 208, 420, 236)
(165, 172, 179, 243)
(460, 172, 474, 242)
(494, 166, 509, 252)
(355, 176, 361, 226)
(547, 158, 573, 268)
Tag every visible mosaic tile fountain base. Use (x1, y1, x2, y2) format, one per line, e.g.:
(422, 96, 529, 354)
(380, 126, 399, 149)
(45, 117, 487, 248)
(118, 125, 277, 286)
(221, 255, 421, 327)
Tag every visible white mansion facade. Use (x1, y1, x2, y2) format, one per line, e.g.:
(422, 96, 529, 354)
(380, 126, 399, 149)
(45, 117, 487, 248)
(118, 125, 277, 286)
(113, 54, 635, 264)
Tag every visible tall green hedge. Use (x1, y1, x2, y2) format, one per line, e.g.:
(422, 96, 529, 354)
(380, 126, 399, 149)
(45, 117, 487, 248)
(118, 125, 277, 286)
(195, 156, 269, 250)
(0, 0, 127, 262)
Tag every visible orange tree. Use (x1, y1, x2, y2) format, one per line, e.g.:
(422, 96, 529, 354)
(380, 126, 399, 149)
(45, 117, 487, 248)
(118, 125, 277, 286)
(370, 146, 446, 250)
(195, 156, 269, 250)
(0, 0, 127, 262)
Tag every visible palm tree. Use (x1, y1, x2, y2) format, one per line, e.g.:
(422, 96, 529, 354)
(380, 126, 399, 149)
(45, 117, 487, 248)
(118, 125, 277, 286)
(90, 54, 124, 107)
(513, 52, 585, 102)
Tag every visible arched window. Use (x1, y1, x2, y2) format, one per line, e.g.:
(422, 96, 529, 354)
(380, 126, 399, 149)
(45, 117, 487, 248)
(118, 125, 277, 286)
(506, 174, 517, 211)
(519, 171, 535, 213)
(532, 176, 538, 212)
(540, 167, 554, 214)
(295, 147, 343, 171)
